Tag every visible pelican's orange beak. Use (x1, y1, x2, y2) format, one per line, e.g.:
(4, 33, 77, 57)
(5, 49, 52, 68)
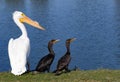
(19, 14, 45, 30)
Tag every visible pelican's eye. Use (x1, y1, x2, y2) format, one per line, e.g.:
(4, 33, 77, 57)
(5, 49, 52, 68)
(19, 13, 25, 22)
(21, 13, 25, 16)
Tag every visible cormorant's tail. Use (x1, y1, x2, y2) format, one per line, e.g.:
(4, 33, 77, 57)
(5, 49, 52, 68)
(55, 71, 61, 76)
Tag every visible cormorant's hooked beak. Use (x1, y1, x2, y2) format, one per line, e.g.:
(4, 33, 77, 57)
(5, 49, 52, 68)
(70, 38, 76, 42)
(19, 14, 45, 30)
(54, 39, 60, 44)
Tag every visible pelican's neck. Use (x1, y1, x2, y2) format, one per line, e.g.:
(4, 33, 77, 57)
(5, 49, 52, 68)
(13, 17, 28, 37)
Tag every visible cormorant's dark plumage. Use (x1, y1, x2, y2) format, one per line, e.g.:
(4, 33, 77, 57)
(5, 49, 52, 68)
(55, 38, 76, 75)
(35, 39, 59, 72)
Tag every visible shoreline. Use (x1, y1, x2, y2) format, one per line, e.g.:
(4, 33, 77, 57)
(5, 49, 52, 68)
(0, 69, 120, 82)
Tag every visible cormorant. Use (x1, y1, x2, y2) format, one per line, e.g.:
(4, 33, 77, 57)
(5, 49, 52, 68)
(35, 39, 59, 72)
(55, 38, 76, 75)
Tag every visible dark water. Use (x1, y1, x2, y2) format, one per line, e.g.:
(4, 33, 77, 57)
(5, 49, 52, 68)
(0, 0, 120, 72)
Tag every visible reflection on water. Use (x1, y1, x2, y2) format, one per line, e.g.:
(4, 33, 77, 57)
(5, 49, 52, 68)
(0, 0, 120, 72)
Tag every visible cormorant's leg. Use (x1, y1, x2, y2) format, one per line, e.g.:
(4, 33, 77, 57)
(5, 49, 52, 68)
(27, 61, 30, 72)
(47, 69, 50, 73)
(65, 66, 70, 72)
(47, 66, 50, 72)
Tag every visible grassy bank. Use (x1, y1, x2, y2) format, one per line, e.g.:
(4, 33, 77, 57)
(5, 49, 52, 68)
(0, 69, 120, 82)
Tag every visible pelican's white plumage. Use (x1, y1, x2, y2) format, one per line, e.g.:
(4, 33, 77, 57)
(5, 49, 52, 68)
(8, 11, 45, 75)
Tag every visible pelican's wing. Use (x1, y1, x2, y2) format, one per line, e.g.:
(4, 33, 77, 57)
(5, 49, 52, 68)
(8, 38, 16, 72)
(8, 37, 30, 75)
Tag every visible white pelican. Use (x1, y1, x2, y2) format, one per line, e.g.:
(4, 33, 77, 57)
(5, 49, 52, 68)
(8, 11, 45, 75)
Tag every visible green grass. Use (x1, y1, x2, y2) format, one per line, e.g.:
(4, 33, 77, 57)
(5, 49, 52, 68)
(0, 69, 120, 82)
